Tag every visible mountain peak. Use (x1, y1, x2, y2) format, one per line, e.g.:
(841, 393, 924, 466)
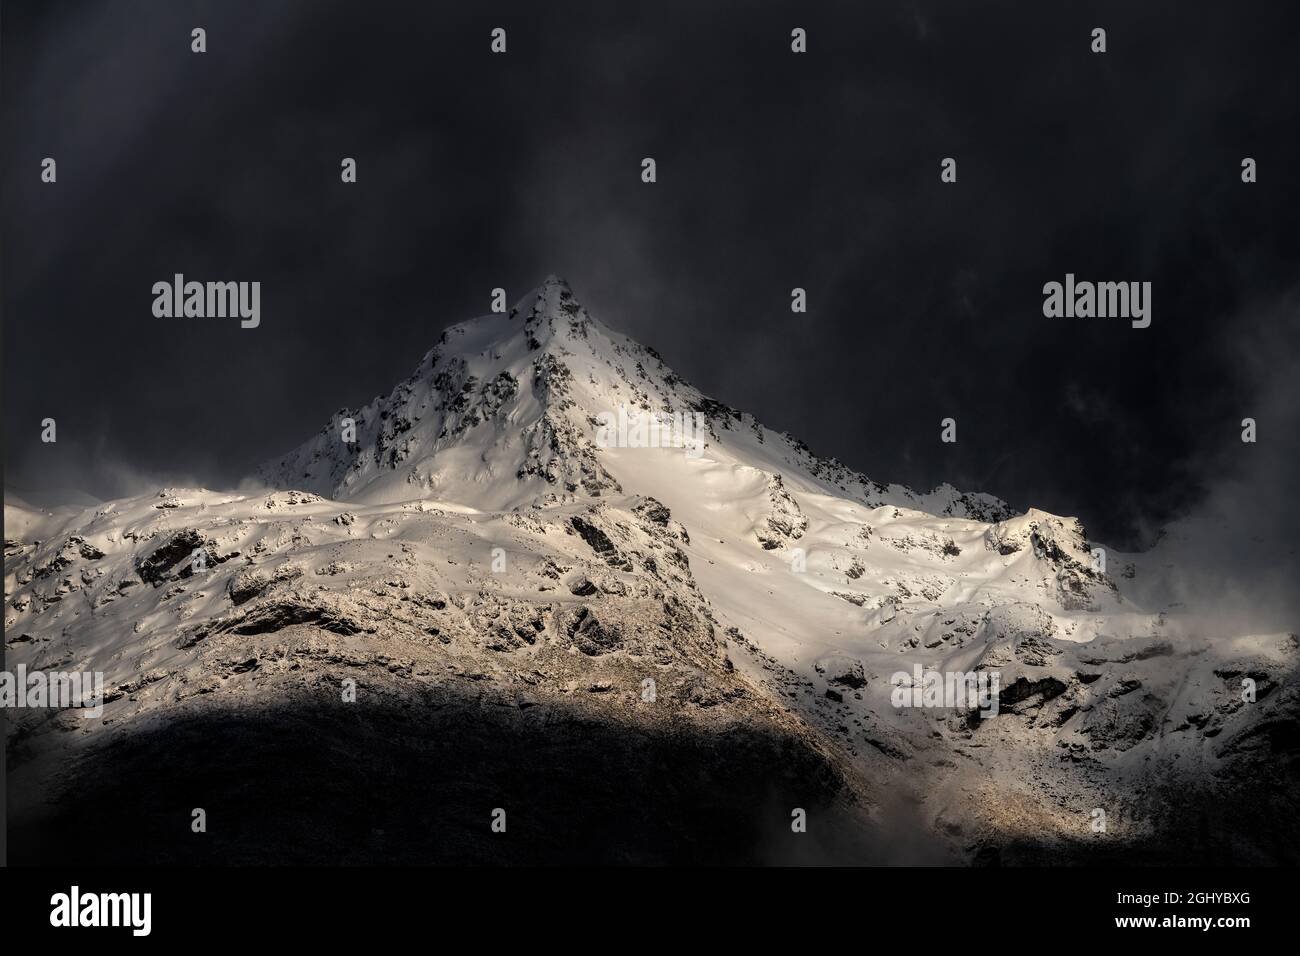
(518, 273, 571, 312)
(513, 274, 602, 338)
(257, 280, 1015, 524)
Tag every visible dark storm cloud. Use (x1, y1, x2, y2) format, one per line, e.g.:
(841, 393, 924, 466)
(4, 0, 1299, 549)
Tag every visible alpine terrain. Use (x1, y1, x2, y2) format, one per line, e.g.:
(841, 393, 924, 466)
(6, 277, 1297, 864)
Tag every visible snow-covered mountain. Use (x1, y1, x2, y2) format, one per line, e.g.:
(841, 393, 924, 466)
(6, 277, 1297, 864)
(258, 275, 1014, 521)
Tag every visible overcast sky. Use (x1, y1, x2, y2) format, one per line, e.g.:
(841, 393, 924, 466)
(4, 0, 1298, 549)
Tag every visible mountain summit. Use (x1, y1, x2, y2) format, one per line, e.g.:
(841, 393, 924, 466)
(259, 276, 1014, 520)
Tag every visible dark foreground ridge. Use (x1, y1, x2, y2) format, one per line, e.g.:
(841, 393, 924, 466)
(11, 678, 1299, 866)
(10, 686, 882, 866)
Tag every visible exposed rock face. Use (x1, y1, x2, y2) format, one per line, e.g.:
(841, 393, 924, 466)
(226, 569, 271, 606)
(6, 278, 1297, 865)
(135, 529, 209, 586)
(755, 474, 809, 550)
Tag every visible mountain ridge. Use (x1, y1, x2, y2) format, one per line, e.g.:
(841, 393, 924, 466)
(6, 276, 1297, 864)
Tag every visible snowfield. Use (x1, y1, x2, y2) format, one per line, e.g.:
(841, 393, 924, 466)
(6, 277, 1297, 864)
